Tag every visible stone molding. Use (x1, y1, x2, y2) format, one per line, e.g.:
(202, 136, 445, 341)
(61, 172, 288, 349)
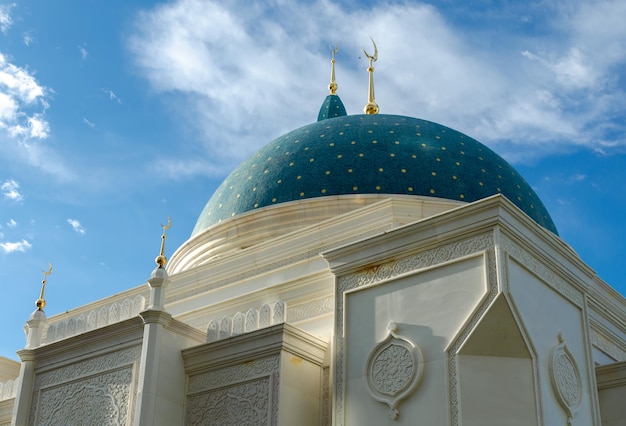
(43, 295, 145, 345)
(184, 323, 327, 375)
(589, 328, 626, 362)
(333, 232, 495, 426)
(595, 361, 626, 390)
(166, 223, 393, 305)
(501, 235, 584, 307)
(206, 301, 286, 343)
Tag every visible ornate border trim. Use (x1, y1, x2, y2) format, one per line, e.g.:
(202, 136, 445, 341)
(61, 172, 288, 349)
(501, 235, 583, 307)
(589, 328, 626, 362)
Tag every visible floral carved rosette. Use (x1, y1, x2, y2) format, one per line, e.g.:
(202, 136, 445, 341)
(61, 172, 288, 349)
(363, 322, 424, 419)
(549, 333, 582, 424)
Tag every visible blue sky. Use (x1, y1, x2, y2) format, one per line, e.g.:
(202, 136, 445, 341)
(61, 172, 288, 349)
(1, 0, 625, 360)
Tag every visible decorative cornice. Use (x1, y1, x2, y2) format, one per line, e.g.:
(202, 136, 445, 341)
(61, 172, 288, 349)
(184, 322, 327, 375)
(589, 328, 626, 362)
(501, 234, 584, 307)
(595, 361, 626, 390)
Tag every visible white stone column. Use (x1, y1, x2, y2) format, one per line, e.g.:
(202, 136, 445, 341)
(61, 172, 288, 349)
(12, 310, 48, 426)
(135, 268, 179, 426)
(147, 267, 169, 310)
(134, 309, 172, 426)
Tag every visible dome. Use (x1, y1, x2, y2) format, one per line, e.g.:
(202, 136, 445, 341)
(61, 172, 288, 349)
(192, 113, 557, 236)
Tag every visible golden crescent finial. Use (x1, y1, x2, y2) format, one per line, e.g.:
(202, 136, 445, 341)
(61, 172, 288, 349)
(36, 263, 53, 310)
(328, 43, 339, 95)
(42, 263, 53, 283)
(155, 217, 171, 268)
(161, 216, 172, 233)
(363, 37, 379, 114)
(363, 37, 378, 62)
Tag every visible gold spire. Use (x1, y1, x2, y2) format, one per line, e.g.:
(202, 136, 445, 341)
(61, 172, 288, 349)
(155, 217, 171, 269)
(328, 44, 339, 95)
(36, 263, 52, 310)
(363, 37, 379, 115)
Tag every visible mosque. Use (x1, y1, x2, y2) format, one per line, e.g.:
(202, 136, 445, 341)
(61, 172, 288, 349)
(0, 43, 625, 425)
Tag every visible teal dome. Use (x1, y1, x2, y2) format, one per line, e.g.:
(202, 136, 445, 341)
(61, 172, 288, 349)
(193, 114, 557, 236)
(318, 94, 347, 121)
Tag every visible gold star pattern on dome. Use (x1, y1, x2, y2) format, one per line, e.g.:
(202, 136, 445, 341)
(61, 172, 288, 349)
(192, 114, 558, 236)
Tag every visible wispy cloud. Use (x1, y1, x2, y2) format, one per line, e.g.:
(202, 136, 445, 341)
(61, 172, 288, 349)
(83, 118, 95, 128)
(78, 43, 88, 60)
(7, 218, 17, 228)
(0, 4, 14, 34)
(128, 0, 626, 170)
(22, 32, 33, 46)
(1, 179, 23, 202)
(0, 239, 31, 253)
(102, 88, 122, 104)
(67, 218, 86, 235)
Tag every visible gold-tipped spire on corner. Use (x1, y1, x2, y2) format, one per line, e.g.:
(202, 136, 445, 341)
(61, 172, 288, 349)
(155, 217, 171, 269)
(36, 263, 52, 310)
(328, 44, 339, 95)
(363, 37, 379, 115)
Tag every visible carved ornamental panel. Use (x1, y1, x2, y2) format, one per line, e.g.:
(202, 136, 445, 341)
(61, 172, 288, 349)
(363, 322, 424, 419)
(28, 345, 141, 426)
(549, 333, 582, 424)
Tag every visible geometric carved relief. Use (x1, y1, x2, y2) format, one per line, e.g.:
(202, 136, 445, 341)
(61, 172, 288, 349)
(187, 355, 280, 426)
(29, 345, 141, 425)
(363, 322, 424, 419)
(232, 313, 245, 336)
(186, 377, 271, 425)
(36, 367, 133, 425)
(549, 333, 582, 424)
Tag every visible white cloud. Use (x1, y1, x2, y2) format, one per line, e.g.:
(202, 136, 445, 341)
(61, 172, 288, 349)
(0, 52, 72, 179)
(23, 33, 33, 46)
(7, 218, 16, 228)
(79, 44, 88, 60)
(83, 118, 95, 128)
(102, 88, 122, 104)
(0, 4, 14, 34)
(0, 239, 31, 253)
(67, 218, 86, 235)
(1, 179, 23, 201)
(128, 0, 626, 170)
